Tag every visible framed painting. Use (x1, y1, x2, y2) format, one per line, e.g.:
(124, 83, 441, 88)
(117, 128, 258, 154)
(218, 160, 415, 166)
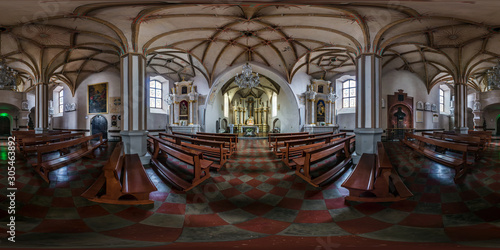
(109, 97, 122, 113)
(88, 82, 108, 114)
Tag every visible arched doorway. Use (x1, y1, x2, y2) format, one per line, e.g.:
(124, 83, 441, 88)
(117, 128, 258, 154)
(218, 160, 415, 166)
(0, 116, 11, 136)
(91, 115, 108, 139)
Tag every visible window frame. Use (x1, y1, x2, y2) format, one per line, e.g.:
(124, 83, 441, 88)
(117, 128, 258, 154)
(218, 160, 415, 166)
(149, 79, 163, 109)
(439, 88, 445, 113)
(58, 89, 64, 114)
(342, 79, 356, 108)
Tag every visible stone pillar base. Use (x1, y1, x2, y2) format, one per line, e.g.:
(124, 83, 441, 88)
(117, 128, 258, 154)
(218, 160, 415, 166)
(353, 128, 383, 164)
(120, 130, 151, 164)
(455, 127, 469, 134)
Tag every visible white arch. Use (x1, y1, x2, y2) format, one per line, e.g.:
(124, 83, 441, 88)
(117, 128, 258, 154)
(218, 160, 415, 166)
(203, 62, 300, 133)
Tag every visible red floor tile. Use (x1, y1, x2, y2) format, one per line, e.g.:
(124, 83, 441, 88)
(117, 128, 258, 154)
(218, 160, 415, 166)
(220, 188, 242, 198)
(353, 202, 387, 215)
(389, 200, 418, 212)
(337, 217, 392, 234)
(244, 189, 267, 200)
(304, 190, 324, 200)
(277, 197, 303, 210)
(294, 210, 333, 223)
(208, 199, 238, 213)
(459, 190, 480, 201)
(184, 214, 229, 227)
(325, 197, 348, 209)
(399, 214, 443, 228)
(115, 207, 154, 223)
(419, 193, 441, 203)
(102, 223, 182, 242)
(445, 223, 500, 241)
(236, 217, 291, 235)
(156, 203, 186, 215)
(77, 205, 111, 218)
(474, 206, 500, 222)
(51, 197, 75, 207)
(242, 202, 274, 216)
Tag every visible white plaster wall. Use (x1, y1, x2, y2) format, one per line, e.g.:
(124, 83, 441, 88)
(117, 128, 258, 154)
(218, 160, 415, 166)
(204, 91, 224, 133)
(274, 89, 300, 133)
(381, 70, 443, 130)
(51, 71, 120, 134)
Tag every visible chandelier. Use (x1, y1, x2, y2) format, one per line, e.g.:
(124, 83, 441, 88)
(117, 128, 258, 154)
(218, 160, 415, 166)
(486, 62, 500, 91)
(0, 59, 18, 90)
(234, 63, 260, 89)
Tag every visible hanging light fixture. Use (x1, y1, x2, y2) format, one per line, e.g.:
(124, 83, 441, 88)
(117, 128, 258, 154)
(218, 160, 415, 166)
(0, 59, 18, 91)
(234, 63, 260, 89)
(486, 61, 500, 91)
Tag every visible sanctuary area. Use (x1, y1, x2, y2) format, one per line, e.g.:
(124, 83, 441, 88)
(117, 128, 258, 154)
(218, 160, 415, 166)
(0, 1, 499, 249)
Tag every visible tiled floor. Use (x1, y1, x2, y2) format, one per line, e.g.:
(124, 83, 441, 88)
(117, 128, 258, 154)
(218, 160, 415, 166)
(0, 139, 499, 249)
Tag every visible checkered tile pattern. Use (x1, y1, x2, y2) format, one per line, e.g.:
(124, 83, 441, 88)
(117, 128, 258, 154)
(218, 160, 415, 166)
(0, 139, 499, 248)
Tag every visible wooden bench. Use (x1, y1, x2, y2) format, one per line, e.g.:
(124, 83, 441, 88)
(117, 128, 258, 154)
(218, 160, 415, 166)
(33, 133, 107, 183)
(424, 132, 483, 160)
(468, 130, 492, 148)
(158, 132, 228, 170)
(14, 131, 72, 152)
(173, 132, 237, 155)
(280, 133, 347, 168)
(271, 132, 336, 157)
(81, 142, 158, 205)
(198, 132, 239, 150)
(148, 135, 213, 191)
(18, 132, 85, 157)
(402, 133, 470, 181)
(268, 132, 309, 148)
(292, 136, 355, 187)
(341, 142, 413, 202)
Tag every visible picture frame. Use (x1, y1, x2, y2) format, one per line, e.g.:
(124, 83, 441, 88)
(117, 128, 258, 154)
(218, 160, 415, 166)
(432, 113, 439, 123)
(416, 101, 424, 110)
(109, 97, 122, 113)
(431, 104, 437, 112)
(87, 82, 108, 114)
(424, 102, 431, 111)
(416, 110, 423, 123)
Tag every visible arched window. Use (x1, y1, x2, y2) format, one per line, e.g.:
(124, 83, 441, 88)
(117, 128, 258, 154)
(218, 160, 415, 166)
(224, 93, 229, 117)
(149, 80, 162, 109)
(439, 88, 445, 112)
(342, 80, 356, 108)
(59, 89, 64, 113)
(272, 92, 278, 117)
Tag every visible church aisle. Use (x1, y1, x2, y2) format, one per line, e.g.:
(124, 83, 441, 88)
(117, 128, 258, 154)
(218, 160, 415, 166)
(0, 139, 498, 249)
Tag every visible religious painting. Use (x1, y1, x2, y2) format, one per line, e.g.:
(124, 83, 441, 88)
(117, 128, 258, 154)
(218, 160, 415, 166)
(109, 97, 121, 113)
(87, 82, 108, 114)
(180, 100, 188, 121)
(181, 86, 188, 94)
(316, 99, 326, 122)
(318, 85, 324, 93)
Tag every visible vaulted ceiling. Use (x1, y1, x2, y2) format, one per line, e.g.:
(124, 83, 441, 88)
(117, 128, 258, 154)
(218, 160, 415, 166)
(1, 0, 500, 94)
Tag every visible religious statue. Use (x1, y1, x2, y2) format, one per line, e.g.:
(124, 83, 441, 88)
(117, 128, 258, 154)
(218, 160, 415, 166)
(394, 107, 406, 121)
(473, 101, 481, 111)
(246, 116, 254, 125)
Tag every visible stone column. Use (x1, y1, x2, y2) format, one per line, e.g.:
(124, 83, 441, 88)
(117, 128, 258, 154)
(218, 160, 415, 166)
(120, 53, 150, 164)
(354, 54, 383, 162)
(35, 83, 49, 133)
(454, 83, 468, 134)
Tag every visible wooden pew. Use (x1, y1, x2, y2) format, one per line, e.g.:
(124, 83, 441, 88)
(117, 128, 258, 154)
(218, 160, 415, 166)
(33, 133, 107, 183)
(468, 130, 492, 148)
(292, 136, 355, 187)
(280, 133, 347, 168)
(19, 132, 85, 157)
(148, 135, 212, 191)
(270, 131, 336, 157)
(172, 132, 236, 155)
(424, 132, 483, 160)
(402, 133, 470, 181)
(198, 132, 239, 149)
(81, 142, 158, 205)
(341, 142, 413, 202)
(158, 132, 228, 170)
(14, 130, 71, 152)
(268, 132, 309, 148)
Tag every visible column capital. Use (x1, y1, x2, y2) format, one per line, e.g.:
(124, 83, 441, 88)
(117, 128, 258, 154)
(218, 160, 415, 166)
(120, 52, 147, 60)
(356, 53, 383, 60)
